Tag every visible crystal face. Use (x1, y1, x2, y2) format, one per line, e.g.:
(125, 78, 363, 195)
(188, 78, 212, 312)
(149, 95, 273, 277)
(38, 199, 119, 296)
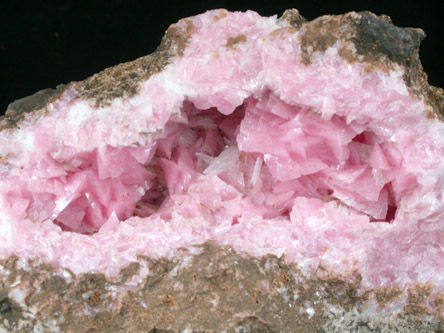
(0, 9, 443, 302)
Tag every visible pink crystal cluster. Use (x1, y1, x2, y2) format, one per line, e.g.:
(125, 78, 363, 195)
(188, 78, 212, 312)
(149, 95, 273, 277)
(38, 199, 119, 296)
(0, 10, 443, 296)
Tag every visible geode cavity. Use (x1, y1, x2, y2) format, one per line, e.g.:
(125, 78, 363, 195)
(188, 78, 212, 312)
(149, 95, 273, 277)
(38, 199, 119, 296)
(0, 9, 443, 332)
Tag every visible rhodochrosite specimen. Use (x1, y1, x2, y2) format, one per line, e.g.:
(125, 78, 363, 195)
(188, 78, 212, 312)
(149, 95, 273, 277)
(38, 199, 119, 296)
(1, 8, 444, 332)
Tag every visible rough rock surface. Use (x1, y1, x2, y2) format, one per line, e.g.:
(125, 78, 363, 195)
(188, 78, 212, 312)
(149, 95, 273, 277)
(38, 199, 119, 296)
(1, 243, 443, 332)
(1, 8, 444, 332)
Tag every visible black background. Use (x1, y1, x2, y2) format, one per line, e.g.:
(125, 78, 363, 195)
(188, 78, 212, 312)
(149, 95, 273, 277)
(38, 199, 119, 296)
(1, 0, 443, 114)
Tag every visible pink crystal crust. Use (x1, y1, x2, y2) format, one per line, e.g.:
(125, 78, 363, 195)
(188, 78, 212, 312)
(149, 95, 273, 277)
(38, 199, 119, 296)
(0, 9, 443, 301)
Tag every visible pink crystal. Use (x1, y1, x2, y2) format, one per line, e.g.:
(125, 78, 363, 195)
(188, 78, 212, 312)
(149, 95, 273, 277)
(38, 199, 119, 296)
(0, 9, 443, 301)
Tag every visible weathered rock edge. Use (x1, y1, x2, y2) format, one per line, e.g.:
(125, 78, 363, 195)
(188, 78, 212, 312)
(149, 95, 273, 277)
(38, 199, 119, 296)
(2, 9, 443, 130)
(0, 242, 443, 332)
(1, 16, 193, 129)
(1, 8, 444, 332)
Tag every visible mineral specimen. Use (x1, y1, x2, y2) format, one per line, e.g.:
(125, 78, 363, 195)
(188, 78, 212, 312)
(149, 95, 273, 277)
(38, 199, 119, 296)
(0, 8, 443, 332)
